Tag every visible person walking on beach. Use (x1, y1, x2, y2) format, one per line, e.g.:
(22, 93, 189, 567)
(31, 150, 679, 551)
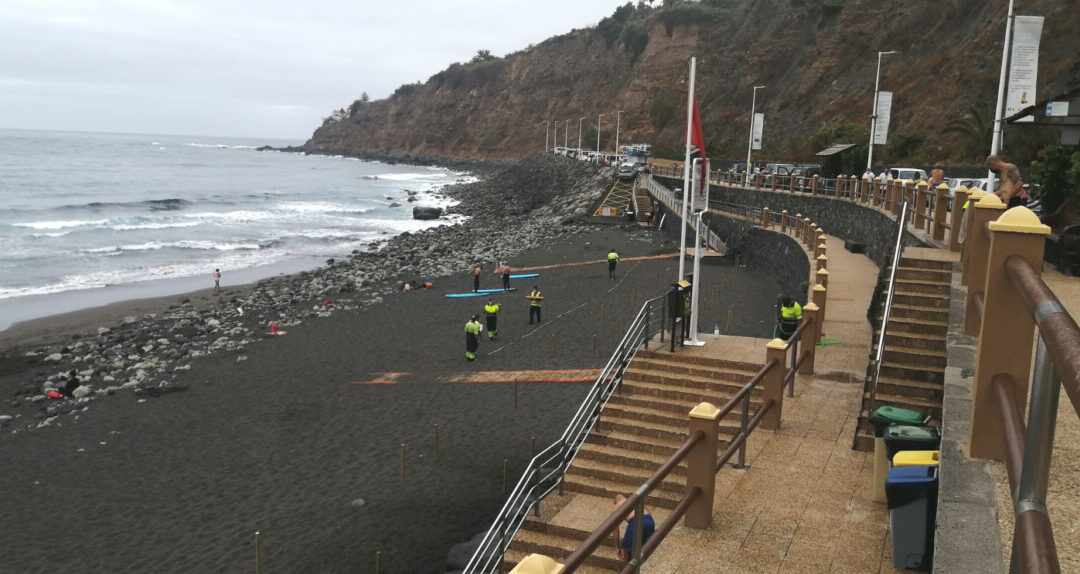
(473, 264, 483, 292)
(465, 314, 482, 361)
(497, 261, 512, 292)
(607, 249, 620, 279)
(213, 268, 221, 292)
(484, 298, 501, 339)
(527, 286, 543, 324)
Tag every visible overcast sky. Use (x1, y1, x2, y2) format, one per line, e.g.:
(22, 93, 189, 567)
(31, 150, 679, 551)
(0, 0, 631, 141)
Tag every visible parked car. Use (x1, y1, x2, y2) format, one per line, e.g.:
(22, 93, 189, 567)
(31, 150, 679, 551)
(790, 164, 822, 191)
(888, 167, 928, 183)
(615, 163, 637, 180)
(946, 177, 989, 197)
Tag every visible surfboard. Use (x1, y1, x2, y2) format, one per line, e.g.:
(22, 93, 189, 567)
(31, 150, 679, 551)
(508, 273, 539, 279)
(445, 287, 516, 298)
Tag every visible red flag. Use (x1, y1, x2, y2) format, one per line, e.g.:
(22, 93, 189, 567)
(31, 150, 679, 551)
(690, 95, 707, 199)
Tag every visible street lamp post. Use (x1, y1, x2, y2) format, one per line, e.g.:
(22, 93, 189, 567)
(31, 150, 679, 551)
(553, 121, 559, 151)
(565, 118, 569, 149)
(745, 85, 765, 184)
(578, 117, 585, 152)
(615, 110, 623, 161)
(987, 0, 1016, 196)
(544, 120, 550, 152)
(867, 50, 897, 171)
(596, 113, 603, 164)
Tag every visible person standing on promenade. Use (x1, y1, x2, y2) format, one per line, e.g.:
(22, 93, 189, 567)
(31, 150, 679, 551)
(472, 264, 483, 292)
(776, 296, 803, 340)
(213, 268, 221, 292)
(929, 163, 946, 188)
(607, 248, 620, 279)
(465, 314, 482, 361)
(986, 155, 1027, 208)
(484, 298, 501, 339)
(497, 261, 511, 292)
(527, 286, 543, 324)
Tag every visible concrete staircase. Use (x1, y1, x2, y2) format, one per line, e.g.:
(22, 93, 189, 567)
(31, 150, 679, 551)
(504, 348, 762, 570)
(633, 187, 654, 224)
(854, 254, 952, 451)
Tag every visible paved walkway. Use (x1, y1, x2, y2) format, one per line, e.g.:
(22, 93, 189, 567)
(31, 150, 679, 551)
(532, 227, 905, 572)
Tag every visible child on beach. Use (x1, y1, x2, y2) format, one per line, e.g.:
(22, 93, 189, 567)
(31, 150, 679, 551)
(213, 269, 221, 292)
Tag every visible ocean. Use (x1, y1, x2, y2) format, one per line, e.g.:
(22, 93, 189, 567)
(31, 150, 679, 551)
(0, 129, 467, 330)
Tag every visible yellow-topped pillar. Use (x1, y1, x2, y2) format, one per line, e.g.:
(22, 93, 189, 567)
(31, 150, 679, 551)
(933, 183, 949, 241)
(969, 207, 1051, 460)
(510, 553, 564, 574)
(915, 180, 930, 229)
(763, 339, 788, 430)
(963, 194, 1006, 335)
(685, 401, 721, 528)
(816, 268, 829, 290)
(817, 253, 828, 271)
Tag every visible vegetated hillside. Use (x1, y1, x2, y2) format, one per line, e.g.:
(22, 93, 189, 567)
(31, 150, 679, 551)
(305, 0, 1079, 165)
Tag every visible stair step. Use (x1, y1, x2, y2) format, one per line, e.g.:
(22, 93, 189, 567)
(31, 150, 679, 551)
(899, 257, 953, 271)
(562, 474, 683, 509)
(603, 399, 751, 430)
(863, 391, 942, 417)
(894, 279, 950, 295)
(893, 291, 950, 308)
(877, 330, 946, 351)
(620, 378, 749, 405)
(588, 428, 684, 457)
(889, 303, 951, 321)
(596, 418, 691, 444)
(881, 347, 947, 368)
(875, 376, 945, 400)
(565, 457, 684, 494)
(636, 349, 762, 373)
(622, 367, 753, 394)
(879, 362, 945, 384)
(508, 527, 623, 571)
(577, 441, 688, 475)
(881, 316, 949, 336)
(608, 391, 756, 420)
(895, 267, 951, 283)
(632, 357, 759, 383)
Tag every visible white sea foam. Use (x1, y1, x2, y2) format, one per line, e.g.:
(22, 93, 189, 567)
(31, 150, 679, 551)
(185, 143, 259, 150)
(13, 219, 109, 230)
(110, 221, 201, 231)
(373, 172, 448, 181)
(83, 241, 261, 254)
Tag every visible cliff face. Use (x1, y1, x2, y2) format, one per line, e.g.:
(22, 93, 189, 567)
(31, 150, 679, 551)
(305, 0, 1079, 163)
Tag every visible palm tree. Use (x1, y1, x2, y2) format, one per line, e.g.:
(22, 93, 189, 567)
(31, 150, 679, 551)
(943, 104, 994, 161)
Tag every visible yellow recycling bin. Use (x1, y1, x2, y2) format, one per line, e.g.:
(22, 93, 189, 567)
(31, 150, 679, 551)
(893, 450, 940, 467)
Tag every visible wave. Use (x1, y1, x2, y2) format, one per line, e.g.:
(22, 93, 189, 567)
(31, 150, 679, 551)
(83, 240, 262, 254)
(45, 197, 192, 212)
(110, 221, 202, 231)
(371, 172, 448, 181)
(13, 219, 109, 230)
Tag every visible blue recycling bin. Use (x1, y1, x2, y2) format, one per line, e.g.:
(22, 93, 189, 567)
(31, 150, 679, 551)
(886, 465, 938, 571)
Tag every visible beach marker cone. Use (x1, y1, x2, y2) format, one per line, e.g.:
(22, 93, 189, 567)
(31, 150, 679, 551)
(270, 323, 278, 334)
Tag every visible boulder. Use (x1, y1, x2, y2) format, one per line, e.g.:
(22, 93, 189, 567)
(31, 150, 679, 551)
(412, 206, 443, 220)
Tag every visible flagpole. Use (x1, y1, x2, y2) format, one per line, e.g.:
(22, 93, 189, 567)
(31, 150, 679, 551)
(987, 0, 1015, 196)
(679, 57, 696, 282)
(688, 209, 705, 345)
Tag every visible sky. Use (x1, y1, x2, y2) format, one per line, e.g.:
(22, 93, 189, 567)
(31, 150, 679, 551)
(0, 0, 632, 141)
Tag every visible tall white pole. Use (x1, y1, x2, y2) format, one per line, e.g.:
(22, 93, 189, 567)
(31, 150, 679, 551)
(679, 57, 696, 282)
(745, 85, 764, 184)
(578, 117, 585, 151)
(615, 110, 623, 159)
(596, 113, 603, 163)
(988, 0, 1016, 196)
(553, 121, 559, 150)
(867, 50, 896, 171)
(544, 121, 550, 151)
(565, 118, 569, 148)
(688, 210, 705, 345)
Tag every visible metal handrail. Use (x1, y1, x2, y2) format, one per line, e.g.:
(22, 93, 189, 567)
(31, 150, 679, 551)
(868, 200, 910, 414)
(463, 292, 669, 573)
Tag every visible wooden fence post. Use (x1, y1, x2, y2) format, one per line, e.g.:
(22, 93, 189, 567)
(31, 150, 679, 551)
(951, 187, 970, 252)
(963, 194, 1006, 335)
(762, 340, 787, 430)
(685, 402, 721, 528)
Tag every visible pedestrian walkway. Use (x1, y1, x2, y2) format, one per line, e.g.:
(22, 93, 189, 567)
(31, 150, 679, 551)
(593, 178, 636, 217)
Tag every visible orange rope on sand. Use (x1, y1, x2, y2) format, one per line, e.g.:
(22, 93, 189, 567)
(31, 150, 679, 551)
(351, 372, 411, 385)
(511, 252, 679, 273)
(444, 369, 601, 384)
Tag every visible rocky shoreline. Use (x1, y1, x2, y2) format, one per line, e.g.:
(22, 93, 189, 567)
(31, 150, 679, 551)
(0, 152, 612, 434)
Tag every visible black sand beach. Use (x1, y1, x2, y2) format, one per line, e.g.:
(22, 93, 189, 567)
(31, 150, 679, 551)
(0, 158, 781, 573)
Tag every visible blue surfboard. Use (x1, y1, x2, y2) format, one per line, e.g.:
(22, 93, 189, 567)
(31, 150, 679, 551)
(445, 287, 517, 298)
(509, 273, 539, 279)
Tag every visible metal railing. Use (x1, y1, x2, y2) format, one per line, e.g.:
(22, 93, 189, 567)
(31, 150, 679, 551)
(866, 200, 910, 415)
(463, 293, 669, 573)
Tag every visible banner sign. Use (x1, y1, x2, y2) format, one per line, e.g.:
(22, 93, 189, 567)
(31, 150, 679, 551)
(1006, 15, 1044, 122)
(873, 91, 892, 145)
(751, 113, 764, 150)
(1046, 101, 1070, 117)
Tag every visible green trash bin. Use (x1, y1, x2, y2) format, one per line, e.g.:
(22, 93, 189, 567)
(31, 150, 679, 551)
(870, 406, 929, 502)
(885, 425, 941, 461)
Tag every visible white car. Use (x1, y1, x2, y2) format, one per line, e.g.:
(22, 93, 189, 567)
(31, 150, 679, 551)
(616, 163, 637, 180)
(889, 167, 928, 182)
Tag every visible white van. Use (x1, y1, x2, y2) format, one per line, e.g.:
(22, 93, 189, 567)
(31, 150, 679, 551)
(889, 167, 928, 183)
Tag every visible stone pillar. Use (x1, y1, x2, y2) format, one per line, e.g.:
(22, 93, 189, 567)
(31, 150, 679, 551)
(961, 189, 988, 265)
(815, 239, 826, 259)
(816, 254, 828, 271)
(803, 219, 812, 245)
(850, 175, 860, 202)
(836, 175, 845, 198)
(816, 268, 829, 290)
(812, 283, 827, 327)
(968, 207, 1050, 460)
(800, 302, 820, 375)
(933, 184, 949, 241)
(770, 172, 777, 192)
(685, 401, 721, 528)
(811, 174, 819, 196)
(915, 181, 929, 229)
(794, 213, 803, 237)
(807, 223, 818, 248)
(761, 207, 770, 229)
(963, 194, 1006, 335)
(762, 340, 787, 430)
(872, 177, 882, 206)
(780, 210, 788, 233)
